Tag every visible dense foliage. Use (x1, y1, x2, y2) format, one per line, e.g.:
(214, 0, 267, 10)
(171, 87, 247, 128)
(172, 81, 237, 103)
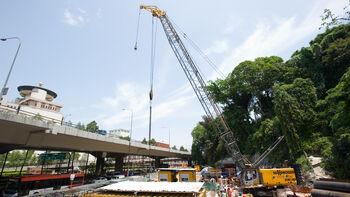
(191, 24, 350, 178)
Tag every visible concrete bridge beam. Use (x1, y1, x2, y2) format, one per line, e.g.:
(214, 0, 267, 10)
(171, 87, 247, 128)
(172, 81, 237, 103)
(0, 112, 191, 160)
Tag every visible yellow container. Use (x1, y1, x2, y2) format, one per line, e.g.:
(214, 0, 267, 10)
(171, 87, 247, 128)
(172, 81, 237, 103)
(178, 170, 196, 182)
(158, 171, 172, 182)
(158, 168, 197, 182)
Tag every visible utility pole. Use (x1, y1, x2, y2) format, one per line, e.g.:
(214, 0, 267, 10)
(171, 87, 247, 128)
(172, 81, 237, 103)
(123, 109, 133, 176)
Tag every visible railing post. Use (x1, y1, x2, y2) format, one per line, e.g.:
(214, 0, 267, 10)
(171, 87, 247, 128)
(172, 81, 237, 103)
(41, 148, 48, 175)
(58, 159, 62, 174)
(71, 152, 75, 173)
(85, 153, 89, 175)
(1, 152, 9, 176)
(66, 152, 71, 174)
(19, 149, 29, 175)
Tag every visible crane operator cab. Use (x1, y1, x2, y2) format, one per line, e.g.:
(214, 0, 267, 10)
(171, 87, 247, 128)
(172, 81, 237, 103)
(242, 168, 259, 186)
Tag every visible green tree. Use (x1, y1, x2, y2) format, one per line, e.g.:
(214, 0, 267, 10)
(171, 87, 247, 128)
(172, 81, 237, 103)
(66, 120, 73, 127)
(141, 138, 147, 144)
(0, 153, 6, 166)
(207, 56, 290, 154)
(318, 68, 350, 134)
(7, 151, 23, 170)
(150, 138, 156, 145)
(86, 120, 99, 132)
(73, 152, 80, 161)
(320, 2, 350, 29)
(79, 153, 90, 163)
(288, 24, 350, 98)
(273, 78, 317, 160)
(119, 136, 130, 141)
(26, 150, 37, 165)
(316, 69, 350, 178)
(172, 145, 177, 150)
(191, 116, 227, 165)
(75, 122, 86, 130)
(179, 146, 186, 151)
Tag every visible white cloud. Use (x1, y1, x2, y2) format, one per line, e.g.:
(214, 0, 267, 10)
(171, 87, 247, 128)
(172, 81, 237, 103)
(62, 9, 87, 26)
(97, 82, 148, 127)
(204, 40, 229, 55)
(78, 16, 84, 23)
(63, 10, 77, 26)
(93, 80, 196, 131)
(199, 0, 347, 81)
(215, 1, 345, 76)
(78, 8, 87, 14)
(97, 8, 102, 18)
(139, 94, 196, 127)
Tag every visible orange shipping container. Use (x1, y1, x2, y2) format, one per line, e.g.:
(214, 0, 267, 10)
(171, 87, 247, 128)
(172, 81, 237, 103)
(154, 142, 170, 148)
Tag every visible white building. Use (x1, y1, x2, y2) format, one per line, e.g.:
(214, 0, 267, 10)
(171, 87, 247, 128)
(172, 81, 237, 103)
(0, 82, 63, 123)
(109, 129, 130, 138)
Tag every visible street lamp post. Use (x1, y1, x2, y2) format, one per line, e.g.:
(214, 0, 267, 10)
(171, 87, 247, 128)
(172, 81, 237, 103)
(61, 114, 72, 125)
(0, 37, 21, 101)
(123, 108, 133, 176)
(161, 127, 171, 151)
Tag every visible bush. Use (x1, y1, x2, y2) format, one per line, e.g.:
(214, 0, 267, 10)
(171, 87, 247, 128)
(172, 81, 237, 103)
(296, 154, 312, 172)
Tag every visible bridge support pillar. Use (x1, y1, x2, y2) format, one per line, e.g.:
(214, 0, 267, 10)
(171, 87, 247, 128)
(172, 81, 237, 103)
(187, 158, 193, 167)
(114, 154, 124, 173)
(155, 157, 161, 169)
(95, 152, 106, 176)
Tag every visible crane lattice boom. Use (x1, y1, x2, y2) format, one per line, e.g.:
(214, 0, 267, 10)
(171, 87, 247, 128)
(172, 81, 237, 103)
(140, 5, 248, 169)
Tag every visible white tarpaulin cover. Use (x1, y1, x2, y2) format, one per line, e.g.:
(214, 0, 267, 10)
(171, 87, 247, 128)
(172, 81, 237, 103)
(100, 181, 204, 193)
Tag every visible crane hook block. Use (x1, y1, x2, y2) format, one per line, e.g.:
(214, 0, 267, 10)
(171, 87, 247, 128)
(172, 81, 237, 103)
(149, 89, 153, 100)
(134, 43, 138, 51)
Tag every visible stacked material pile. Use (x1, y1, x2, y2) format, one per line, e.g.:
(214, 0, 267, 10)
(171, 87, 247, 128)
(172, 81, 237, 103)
(312, 180, 350, 197)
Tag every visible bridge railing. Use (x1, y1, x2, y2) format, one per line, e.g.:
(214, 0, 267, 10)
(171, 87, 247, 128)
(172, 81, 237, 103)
(0, 104, 62, 124)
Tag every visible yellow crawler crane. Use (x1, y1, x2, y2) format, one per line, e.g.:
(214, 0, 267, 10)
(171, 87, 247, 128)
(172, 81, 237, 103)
(139, 5, 300, 187)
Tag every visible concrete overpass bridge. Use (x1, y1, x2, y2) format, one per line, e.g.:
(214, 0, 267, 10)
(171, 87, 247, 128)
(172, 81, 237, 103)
(0, 111, 191, 175)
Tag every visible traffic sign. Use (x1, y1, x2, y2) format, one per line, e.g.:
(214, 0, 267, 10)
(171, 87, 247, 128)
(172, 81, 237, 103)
(39, 153, 66, 160)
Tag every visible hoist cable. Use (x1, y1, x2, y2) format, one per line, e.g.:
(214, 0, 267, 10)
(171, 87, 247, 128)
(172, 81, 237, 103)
(168, 17, 225, 79)
(134, 8, 141, 50)
(148, 16, 158, 170)
(150, 17, 158, 90)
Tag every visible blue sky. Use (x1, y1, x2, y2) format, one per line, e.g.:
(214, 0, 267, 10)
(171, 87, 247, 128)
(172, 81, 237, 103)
(0, 0, 347, 150)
